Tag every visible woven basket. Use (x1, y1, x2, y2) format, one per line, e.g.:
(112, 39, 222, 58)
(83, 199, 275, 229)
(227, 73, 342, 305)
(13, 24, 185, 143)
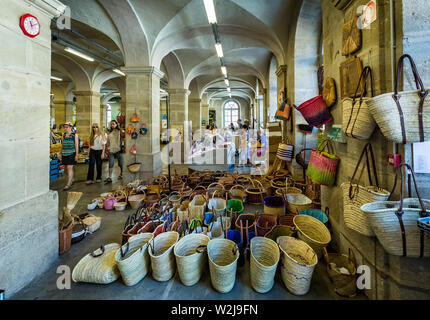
(295, 95, 333, 127)
(277, 236, 318, 295)
(256, 214, 278, 236)
(246, 179, 265, 205)
(59, 223, 73, 255)
(275, 187, 302, 197)
(148, 231, 179, 281)
(128, 194, 146, 209)
(189, 194, 207, 220)
(265, 225, 296, 242)
(174, 234, 210, 286)
(285, 193, 313, 214)
(208, 191, 226, 218)
(276, 141, 294, 161)
(293, 215, 331, 258)
(72, 243, 121, 284)
(207, 238, 239, 293)
(127, 162, 142, 173)
(366, 54, 430, 144)
(208, 183, 226, 198)
(115, 233, 153, 286)
(80, 214, 102, 234)
(250, 237, 280, 293)
(263, 196, 285, 216)
(229, 185, 247, 203)
(137, 220, 162, 234)
(278, 213, 298, 227)
(323, 247, 357, 298)
(306, 140, 340, 187)
(207, 217, 231, 239)
(298, 209, 329, 225)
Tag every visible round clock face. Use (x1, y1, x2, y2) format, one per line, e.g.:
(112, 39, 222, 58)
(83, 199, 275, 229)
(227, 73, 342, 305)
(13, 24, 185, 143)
(20, 14, 40, 38)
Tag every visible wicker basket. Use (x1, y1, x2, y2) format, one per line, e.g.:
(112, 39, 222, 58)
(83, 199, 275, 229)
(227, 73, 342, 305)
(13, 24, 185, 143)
(128, 194, 146, 209)
(208, 183, 226, 198)
(229, 185, 247, 203)
(148, 231, 179, 281)
(249, 237, 280, 293)
(174, 234, 210, 286)
(256, 214, 278, 236)
(72, 243, 121, 284)
(246, 179, 266, 205)
(293, 215, 331, 258)
(115, 233, 153, 286)
(263, 196, 285, 216)
(207, 191, 227, 218)
(277, 236, 318, 295)
(264, 225, 296, 242)
(285, 193, 313, 214)
(278, 213, 298, 227)
(127, 162, 142, 173)
(59, 223, 73, 255)
(189, 194, 207, 220)
(275, 187, 302, 197)
(207, 238, 239, 293)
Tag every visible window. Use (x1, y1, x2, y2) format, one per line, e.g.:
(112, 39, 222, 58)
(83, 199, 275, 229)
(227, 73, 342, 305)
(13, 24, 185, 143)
(223, 100, 240, 128)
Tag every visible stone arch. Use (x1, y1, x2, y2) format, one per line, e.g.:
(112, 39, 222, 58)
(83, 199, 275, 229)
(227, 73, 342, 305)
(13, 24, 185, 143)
(51, 53, 91, 91)
(162, 52, 185, 89)
(268, 55, 278, 122)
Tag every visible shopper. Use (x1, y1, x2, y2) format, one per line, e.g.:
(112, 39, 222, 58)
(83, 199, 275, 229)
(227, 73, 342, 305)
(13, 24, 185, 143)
(58, 122, 79, 191)
(237, 119, 243, 129)
(105, 120, 123, 183)
(86, 123, 107, 184)
(237, 126, 248, 167)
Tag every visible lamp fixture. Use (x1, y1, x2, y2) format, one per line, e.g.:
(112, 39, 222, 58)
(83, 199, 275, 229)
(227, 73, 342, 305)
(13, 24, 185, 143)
(64, 47, 94, 62)
(221, 66, 227, 75)
(203, 0, 217, 24)
(215, 43, 223, 58)
(224, 79, 229, 86)
(227, 87, 231, 92)
(113, 68, 125, 76)
(50, 76, 63, 81)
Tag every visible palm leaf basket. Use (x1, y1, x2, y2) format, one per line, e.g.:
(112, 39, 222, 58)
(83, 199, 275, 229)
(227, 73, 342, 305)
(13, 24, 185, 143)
(246, 179, 266, 205)
(148, 231, 179, 282)
(293, 215, 331, 258)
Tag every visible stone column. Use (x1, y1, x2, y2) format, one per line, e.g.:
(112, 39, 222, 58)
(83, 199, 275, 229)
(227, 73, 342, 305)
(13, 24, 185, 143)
(0, 0, 64, 297)
(100, 103, 107, 131)
(73, 90, 102, 142)
(65, 100, 74, 123)
(122, 67, 164, 181)
(262, 88, 268, 129)
(188, 98, 201, 132)
(167, 88, 190, 134)
(53, 100, 66, 128)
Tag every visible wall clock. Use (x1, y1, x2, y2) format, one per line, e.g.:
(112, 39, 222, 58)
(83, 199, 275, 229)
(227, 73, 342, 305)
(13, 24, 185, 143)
(20, 13, 40, 38)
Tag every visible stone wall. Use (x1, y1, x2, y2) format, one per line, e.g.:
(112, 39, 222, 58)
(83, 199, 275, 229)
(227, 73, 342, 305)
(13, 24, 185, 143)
(0, 0, 62, 298)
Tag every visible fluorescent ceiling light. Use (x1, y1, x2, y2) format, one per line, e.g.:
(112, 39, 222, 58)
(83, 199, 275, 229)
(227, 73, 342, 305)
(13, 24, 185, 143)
(112, 92, 121, 96)
(229, 94, 232, 98)
(203, 0, 217, 24)
(221, 66, 227, 75)
(113, 68, 125, 76)
(50, 76, 63, 81)
(227, 87, 231, 92)
(215, 43, 223, 58)
(224, 79, 229, 86)
(64, 47, 94, 62)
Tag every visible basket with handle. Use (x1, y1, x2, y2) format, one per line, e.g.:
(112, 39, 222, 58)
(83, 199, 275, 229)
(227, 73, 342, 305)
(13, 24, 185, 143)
(366, 54, 430, 144)
(285, 193, 313, 214)
(263, 196, 285, 216)
(276, 137, 294, 162)
(207, 182, 226, 199)
(115, 233, 154, 286)
(341, 143, 390, 236)
(128, 194, 146, 210)
(360, 163, 430, 257)
(256, 213, 278, 236)
(342, 66, 376, 139)
(264, 225, 296, 242)
(229, 185, 247, 203)
(189, 193, 207, 220)
(277, 236, 318, 295)
(245, 179, 266, 205)
(59, 221, 73, 255)
(207, 190, 227, 218)
(174, 234, 210, 286)
(207, 238, 239, 293)
(250, 237, 280, 294)
(148, 231, 179, 281)
(306, 139, 340, 187)
(293, 214, 331, 258)
(323, 247, 358, 298)
(295, 95, 333, 127)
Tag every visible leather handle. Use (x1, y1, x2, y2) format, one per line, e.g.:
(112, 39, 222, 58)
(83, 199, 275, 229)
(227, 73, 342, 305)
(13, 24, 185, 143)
(395, 54, 425, 94)
(120, 242, 130, 258)
(91, 245, 105, 258)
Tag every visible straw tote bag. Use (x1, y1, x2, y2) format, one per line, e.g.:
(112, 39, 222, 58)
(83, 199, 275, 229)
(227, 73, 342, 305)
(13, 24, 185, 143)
(341, 143, 390, 236)
(366, 54, 430, 144)
(295, 95, 333, 127)
(276, 138, 294, 162)
(306, 139, 340, 186)
(361, 163, 430, 258)
(342, 66, 376, 139)
(72, 243, 121, 284)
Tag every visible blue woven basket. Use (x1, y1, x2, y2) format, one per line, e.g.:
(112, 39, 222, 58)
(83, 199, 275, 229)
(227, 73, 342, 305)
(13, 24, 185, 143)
(298, 208, 328, 224)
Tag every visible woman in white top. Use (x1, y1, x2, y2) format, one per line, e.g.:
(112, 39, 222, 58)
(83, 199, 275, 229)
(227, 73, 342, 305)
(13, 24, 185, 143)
(86, 123, 107, 184)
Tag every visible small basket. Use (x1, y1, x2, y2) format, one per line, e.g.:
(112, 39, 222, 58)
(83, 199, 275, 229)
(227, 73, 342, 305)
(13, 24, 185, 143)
(127, 162, 142, 173)
(256, 214, 278, 236)
(128, 194, 146, 209)
(59, 223, 73, 255)
(263, 196, 285, 216)
(285, 193, 313, 214)
(246, 179, 266, 205)
(229, 185, 247, 203)
(293, 214, 331, 258)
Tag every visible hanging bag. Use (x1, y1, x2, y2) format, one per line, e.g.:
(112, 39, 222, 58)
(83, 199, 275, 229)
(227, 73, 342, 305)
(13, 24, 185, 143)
(295, 95, 333, 127)
(275, 88, 291, 120)
(366, 54, 430, 144)
(126, 124, 134, 135)
(116, 112, 125, 125)
(130, 112, 139, 123)
(139, 123, 148, 135)
(276, 137, 294, 162)
(340, 143, 390, 236)
(306, 139, 340, 186)
(342, 66, 376, 139)
(361, 163, 430, 257)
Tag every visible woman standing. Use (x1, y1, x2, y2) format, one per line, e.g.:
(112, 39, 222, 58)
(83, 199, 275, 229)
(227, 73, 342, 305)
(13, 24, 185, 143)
(58, 122, 79, 191)
(105, 120, 123, 183)
(86, 123, 107, 184)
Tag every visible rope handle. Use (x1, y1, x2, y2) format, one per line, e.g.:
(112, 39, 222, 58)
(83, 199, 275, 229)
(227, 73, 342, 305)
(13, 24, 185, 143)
(91, 245, 105, 258)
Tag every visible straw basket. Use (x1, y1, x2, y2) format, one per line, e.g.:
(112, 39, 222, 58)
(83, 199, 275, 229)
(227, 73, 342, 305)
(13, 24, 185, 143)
(115, 233, 153, 286)
(293, 215, 331, 258)
(174, 234, 210, 286)
(208, 183, 226, 198)
(250, 237, 280, 293)
(72, 243, 121, 284)
(256, 214, 278, 236)
(137, 220, 162, 234)
(127, 162, 142, 173)
(59, 222, 73, 255)
(323, 248, 357, 298)
(207, 217, 230, 239)
(265, 225, 295, 242)
(189, 194, 207, 220)
(128, 194, 146, 209)
(207, 238, 239, 293)
(80, 213, 102, 234)
(263, 196, 285, 216)
(276, 141, 294, 161)
(208, 191, 227, 218)
(148, 231, 179, 281)
(278, 213, 297, 227)
(229, 185, 247, 203)
(275, 187, 302, 197)
(277, 236, 318, 295)
(285, 193, 313, 214)
(366, 54, 430, 144)
(177, 200, 190, 222)
(246, 179, 265, 205)
(295, 95, 333, 127)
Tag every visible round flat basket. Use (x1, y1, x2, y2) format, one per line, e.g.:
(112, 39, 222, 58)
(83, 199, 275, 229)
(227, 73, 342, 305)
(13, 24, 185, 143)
(293, 215, 331, 258)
